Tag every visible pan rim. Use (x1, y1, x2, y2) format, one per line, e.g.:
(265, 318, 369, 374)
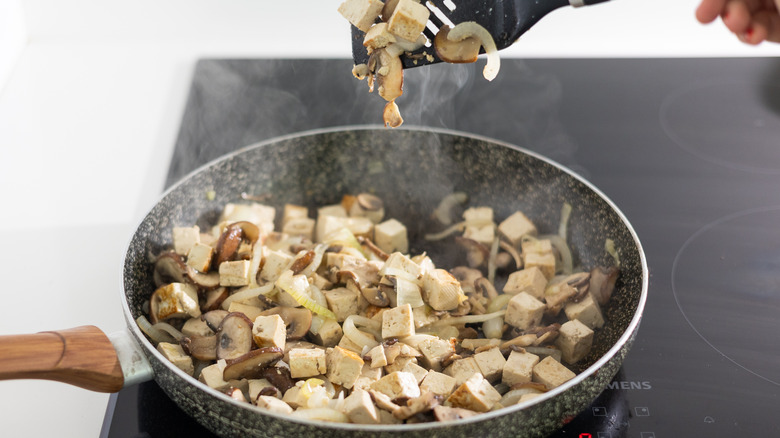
(121, 125, 649, 432)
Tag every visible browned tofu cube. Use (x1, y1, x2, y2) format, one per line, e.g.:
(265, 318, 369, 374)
(532, 356, 576, 390)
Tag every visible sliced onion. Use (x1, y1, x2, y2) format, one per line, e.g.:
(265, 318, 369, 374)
(307, 283, 328, 308)
(220, 283, 276, 310)
(606, 238, 621, 267)
(486, 294, 513, 313)
(247, 242, 264, 286)
(558, 202, 573, 239)
(425, 310, 507, 328)
(383, 267, 421, 284)
(447, 22, 500, 81)
(276, 270, 337, 320)
(487, 236, 500, 284)
(136, 315, 176, 344)
(151, 322, 185, 341)
(290, 407, 349, 423)
(433, 192, 468, 226)
(540, 234, 573, 276)
(343, 315, 380, 349)
(482, 316, 504, 339)
(424, 221, 466, 241)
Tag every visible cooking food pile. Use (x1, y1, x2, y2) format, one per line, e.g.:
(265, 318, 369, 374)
(138, 192, 619, 424)
(338, 0, 500, 128)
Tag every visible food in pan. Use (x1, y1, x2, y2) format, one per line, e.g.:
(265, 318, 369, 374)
(338, 0, 501, 128)
(138, 192, 619, 424)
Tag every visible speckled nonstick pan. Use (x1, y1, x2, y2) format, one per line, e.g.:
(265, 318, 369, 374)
(0, 127, 648, 438)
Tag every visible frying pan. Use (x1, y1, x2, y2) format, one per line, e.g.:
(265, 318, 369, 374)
(0, 127, 647, 437)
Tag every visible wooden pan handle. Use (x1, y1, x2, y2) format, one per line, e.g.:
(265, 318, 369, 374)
(0, 325, 124, 393)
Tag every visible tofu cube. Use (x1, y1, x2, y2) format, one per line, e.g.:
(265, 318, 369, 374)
(446, 373, 501, 413)
(370, 371, 421, 400)
(564, 293, 605, 330)
(220, 202, 276, 232)
(533, 356, 576, 389)
(323, 287, 359, 322)
(248, 378, 280, 402)
(282, 217, 315, 240)
(157, 342, 194, 376)
(380, 252, 422, 278)
(555, 319, 594, 364)
(473, 347, 507, 383)
(259, 249, 293, 283)
(422, 268, 465, 311)
(383, 356, 417, 374)
(417, 337, 455, 372)
(420, 371, 457, 397)
(318, 216, 375, 242)
(382, 303, 416, 339)
(463, 206, 494, 224)
(186, 242, 213, 273)
(173, 226, 200, 256)
(504, 292, 545, 330)
(326, 346, 365, 389)
(288, 348, 327, 378)
(498, 211, 538, 247)
(353, 363, 384, 391)
(387, 0, 430, 41)
(523, 251, 557, 280)
(198, 360, 229, 390)
(367, 344, 388, 368)
(374, 218, 409, 254)
(256, 395, 294, 414)
(150, 282, 201, 323)
(402, 361, 429, 384)
(338, 0, 385, 32)
(502, 350, 540, 387)
(344, 388, 381, 424)
(309, 316, 343, 347)
(282, 204, 309, 226)
(219, 260, 252, 287)
(443, 356, 482, 387)
(252, 314, 286, 350)
(463, 225, 495, 246)
(503, 267, 548, 299)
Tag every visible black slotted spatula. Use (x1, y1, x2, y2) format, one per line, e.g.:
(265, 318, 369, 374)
(351, 0, 612, 69)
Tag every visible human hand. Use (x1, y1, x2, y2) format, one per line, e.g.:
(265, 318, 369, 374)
(696, 0, 780, 44)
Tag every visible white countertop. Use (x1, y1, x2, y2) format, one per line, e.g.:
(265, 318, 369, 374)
(1, 1, 779, 436)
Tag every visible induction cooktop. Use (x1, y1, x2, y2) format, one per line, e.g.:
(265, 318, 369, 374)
(101, 57, 780, 438)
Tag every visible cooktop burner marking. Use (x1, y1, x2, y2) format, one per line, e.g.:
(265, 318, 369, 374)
(660, 80, 780, 174)
(672, 206, 780, 386)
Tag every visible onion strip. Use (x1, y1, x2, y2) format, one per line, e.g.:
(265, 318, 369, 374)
(424, 221, 466, 241)
(150, 322, 184, 341)
(276, 270, 337, 320)
(343, 315, 380, 349)
(425, 310, 506, 328)
(448, 22, 500, 81)
(487, 235, 500, 284)
(136, 315, 176, 344)
(220, 282, 276, 310)
(606, 238, 621, 267)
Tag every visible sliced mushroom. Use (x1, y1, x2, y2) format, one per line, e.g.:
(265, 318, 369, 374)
(432, 405, 479, 422)
(383, 101, 404, 128)
(180, 335, 218, 361)
(358, 236, 390, 261)
(153, 252, 188, 287)
(222, 347, 283, 381)
(356, 193, 384, 213)
(394, 391, 442, 420)
(370, 48, 403, 102)
(188, 268, 221, 289)
(201, 309, 229, 332)
(455, 237, 491, 269)
(563, 271, 591, 302)
(213, 221, 261, 267)
(260, 307, 313, 340)
(474, 277, 499, 300)
(216, 312, 254, 361)
(590, 266, 619, 306)
(434, 25, 481, 64)
(449, 266, 483, 294)
(202, 287, 229, 312)
(225, 386, 247, 402)
(499, 382, 548, 406)
(261, 365, 295, 393)
(289, 249, 316, 275)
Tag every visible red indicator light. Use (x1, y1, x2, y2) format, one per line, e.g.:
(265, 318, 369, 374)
(578, 434, 593, 438)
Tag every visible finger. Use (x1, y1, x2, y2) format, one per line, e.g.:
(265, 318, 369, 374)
(696, 0, 729, 23)
(722, 0, 753, 33)
(754, 9, 780, 43)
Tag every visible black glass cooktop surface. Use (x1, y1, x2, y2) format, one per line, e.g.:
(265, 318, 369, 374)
(101, 57, 780, 438)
